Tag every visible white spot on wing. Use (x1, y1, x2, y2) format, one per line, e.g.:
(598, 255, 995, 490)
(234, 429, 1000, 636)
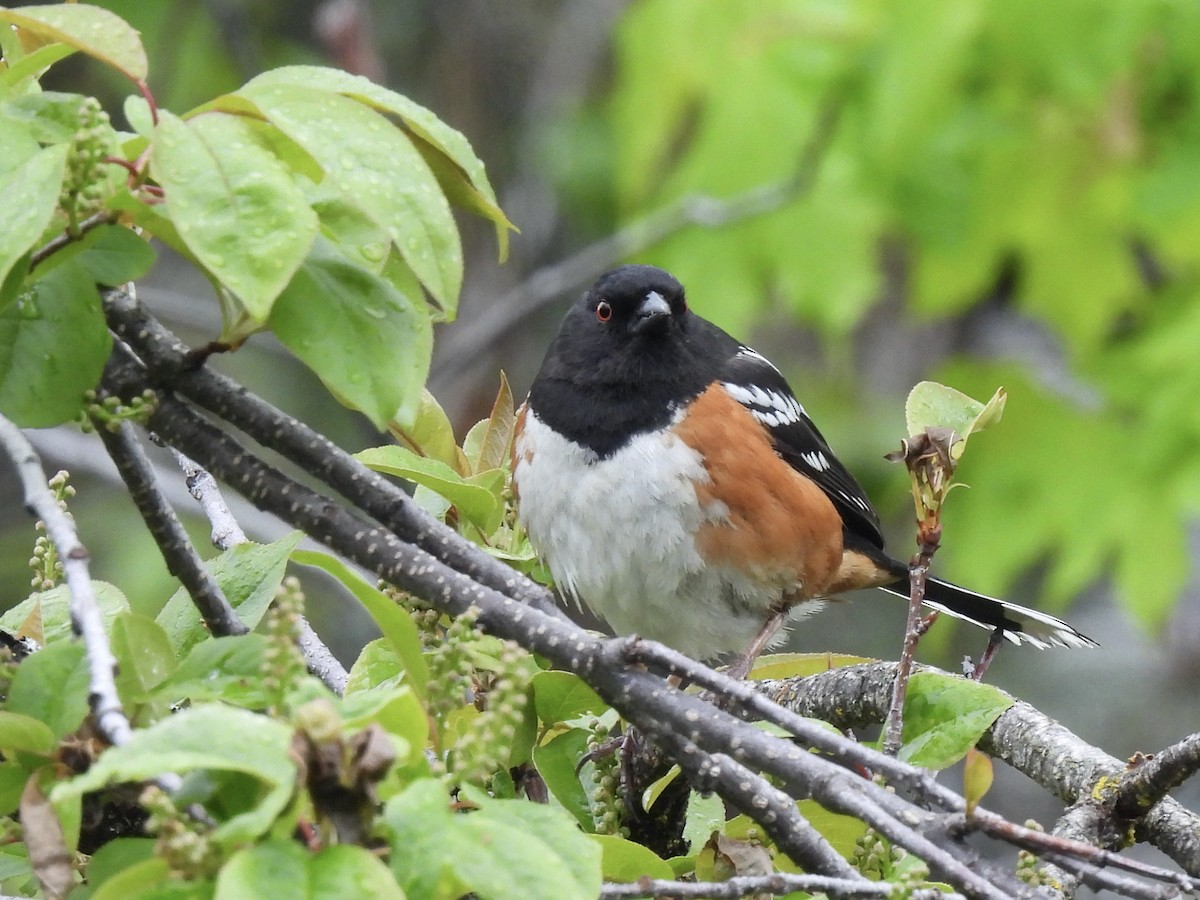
(837, 489, 870, 511)
(722, 382, 806, 425)
(737, 345, 781, 374)
(722, 382, 757, 407)
(801, 451, 829, 472)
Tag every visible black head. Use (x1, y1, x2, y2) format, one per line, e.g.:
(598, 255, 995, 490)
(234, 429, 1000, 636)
(528, 265, 737, 455)
(585, 264, 688, 339)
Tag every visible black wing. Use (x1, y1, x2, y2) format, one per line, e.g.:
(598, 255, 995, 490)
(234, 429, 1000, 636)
(719, 346, 885, 549)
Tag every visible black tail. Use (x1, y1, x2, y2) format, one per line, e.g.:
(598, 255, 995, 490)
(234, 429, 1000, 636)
(880, 577, 1097, 649)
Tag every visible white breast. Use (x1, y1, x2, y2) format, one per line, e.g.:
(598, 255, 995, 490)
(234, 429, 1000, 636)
(513, 409, 821, 658)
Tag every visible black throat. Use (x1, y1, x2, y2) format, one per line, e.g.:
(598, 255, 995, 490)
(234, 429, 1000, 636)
(528, 328, 731, 458)
(528, 375, 702, 458)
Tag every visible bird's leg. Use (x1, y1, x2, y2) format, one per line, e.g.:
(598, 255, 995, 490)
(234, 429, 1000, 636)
(725, 604, 791, 680)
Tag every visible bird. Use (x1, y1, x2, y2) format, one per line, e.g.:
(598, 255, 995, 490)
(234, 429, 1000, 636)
(511, 264, 1096, 673)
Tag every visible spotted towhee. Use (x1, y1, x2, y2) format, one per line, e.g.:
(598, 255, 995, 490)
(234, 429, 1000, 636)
(513, 265, 1095, 669)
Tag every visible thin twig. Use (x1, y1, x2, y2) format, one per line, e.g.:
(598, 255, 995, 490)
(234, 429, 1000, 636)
(599, 875, 961, 899)
(169, 446, 248, 548)
(162, 446, 349, 695)
(0, 414, 132, 747)
(959, 812, 1193, 898)
(94, 420, 246, 638)
(882, 543, 934, 755)
(28, 211, 115, 270)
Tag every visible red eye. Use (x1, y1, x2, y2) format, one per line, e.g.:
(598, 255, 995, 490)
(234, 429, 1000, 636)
(596, 301, 612, 323)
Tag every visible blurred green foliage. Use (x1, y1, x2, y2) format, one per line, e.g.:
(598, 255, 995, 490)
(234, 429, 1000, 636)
(8, 0, 1198, 633)
(608, 0, 1200, 629)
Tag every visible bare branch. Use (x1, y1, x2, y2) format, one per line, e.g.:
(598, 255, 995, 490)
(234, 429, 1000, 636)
(1114, 733, 1200, 820)
(168, 446, 248, 548)
(102, 347, 1040, 895)
(600, 874, 961, 900)
(94, 420, 246, 638)
(768, 662, 1200, 880)
(162, 443, 349, 696)
(676, 749, 861, 881)
(963, 811, 1191, 899)
(0, 413, 132, 748)
(95, 310, 1200, 897)
(102, 286, 565, 623)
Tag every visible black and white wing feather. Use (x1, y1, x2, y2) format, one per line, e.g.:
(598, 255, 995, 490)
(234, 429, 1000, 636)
(720, 346, 884, 548)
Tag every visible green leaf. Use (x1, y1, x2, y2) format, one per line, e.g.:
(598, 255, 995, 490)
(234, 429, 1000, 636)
(340, 685, 425, 766)
(0, 258, 111, 426)
(387, 388, 464, 470)
(0, 144, 67, 306)
(111, 613, 177, 700)
(269, 240, 431, 430)
(54, 705, 296, 845)
(531, 671, 608, 724)
(83, 838, 157, 892)
(463, 785, 601, 899)
(293, 549, 430, 700)
(355, 445, 500, 532)
(531, 729, 593, 831)
(0, 844, 31, 889)
(898, 672, 1014, 769)
(0, 581, 129, 644)
(747, 652, 874, 681)
(27, 222, 155, 286)
(248, 64, 503, 284)
(0, 4, 148, 82)
(384, 780, 601, 900)
(6, 641, 89, 739)
(72, 224, 156, 286)
(345, 638, 404, 692)
(462, 373, 515, 475)
(311, 192, 391, 273)
(795, 801, 870, 859)
(963, 746, 993, 816)
(0, 41, 76, 93)
(149, 110, 318, 320)
(248, 67, 493, 198)
(90, 857, 175, 900)
(157, 533, 302, 655)
(413, 136, 514, 262)
(0, 112, 40, 180)
(0, 762, 30, 815)
(0, 711, 55, 754)
(239, 81, 462, 312)
(682, 790, 725, 851)
(148, 635, 271, 708)
(592, 834, 674, 883)
(905, 381, 1006, 446)
(6, 90, 105, 143)
(216, 840, 405, 900)
(641, 765, 682, 813)
(122, 95, 155, 139)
